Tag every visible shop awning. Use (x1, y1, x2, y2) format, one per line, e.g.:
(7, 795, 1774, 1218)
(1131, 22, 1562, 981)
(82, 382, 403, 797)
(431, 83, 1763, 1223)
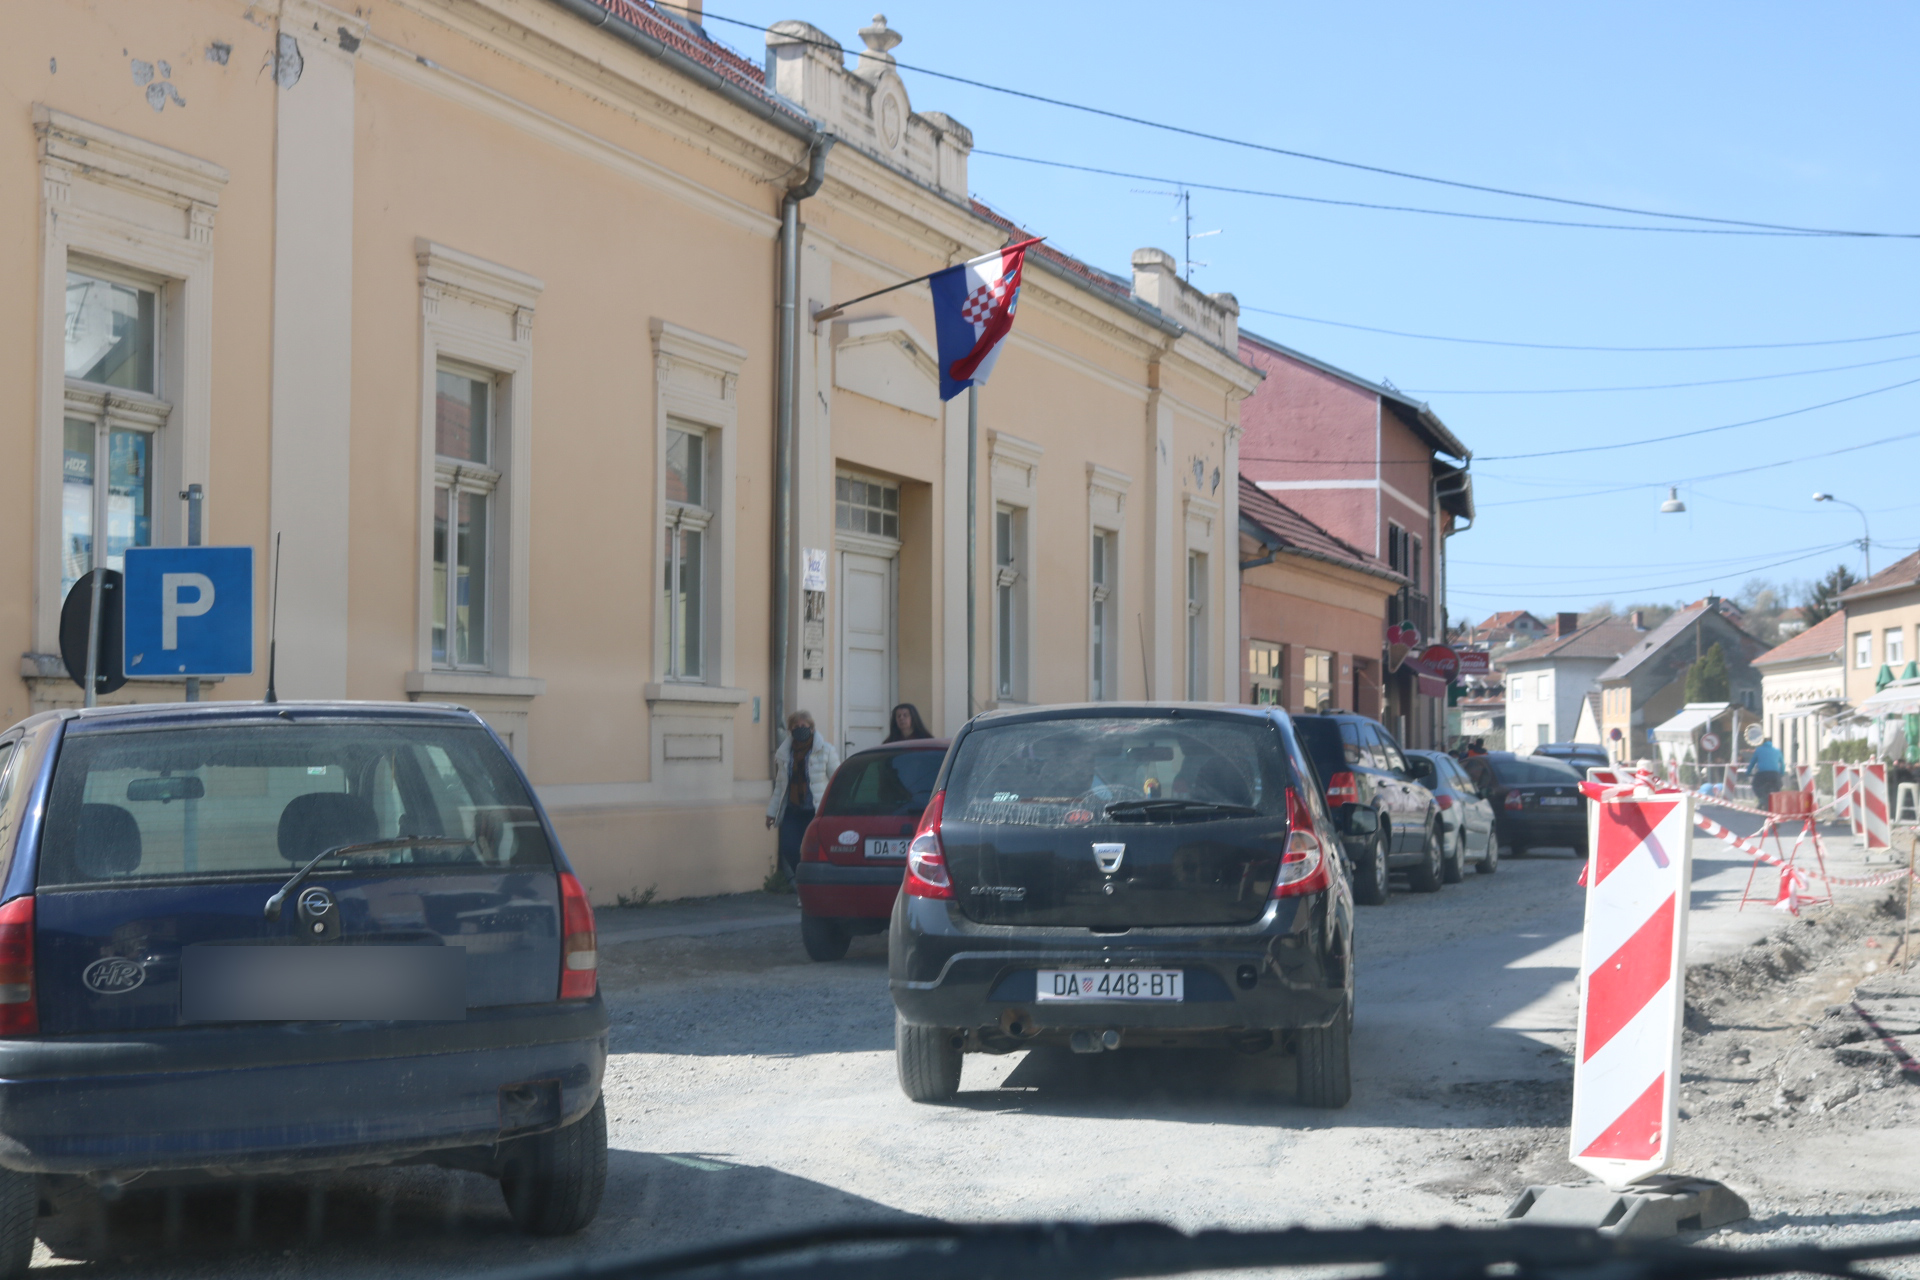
(1855, 678, 1920, 718)
(1651, 702, 1731, 744)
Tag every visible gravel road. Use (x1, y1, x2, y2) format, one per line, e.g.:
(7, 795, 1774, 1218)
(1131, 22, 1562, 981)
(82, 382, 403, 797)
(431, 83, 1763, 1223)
(33, 820, 1920, 1279)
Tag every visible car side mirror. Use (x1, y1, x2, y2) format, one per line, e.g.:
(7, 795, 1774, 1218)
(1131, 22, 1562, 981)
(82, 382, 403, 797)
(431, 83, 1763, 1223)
(1345, 806, 1379, 836)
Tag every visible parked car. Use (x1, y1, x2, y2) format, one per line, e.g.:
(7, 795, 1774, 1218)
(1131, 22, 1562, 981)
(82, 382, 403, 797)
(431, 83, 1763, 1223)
(1461, 751, 1589, 856)
(1287, 712, 1445, 902)
(889, 704, 1356, 1108)
(797, 738, 949, 960)
(1405, 749, 1499, 878)
(0, 701, 608, 1271)
(1531, 742, 1611, 777)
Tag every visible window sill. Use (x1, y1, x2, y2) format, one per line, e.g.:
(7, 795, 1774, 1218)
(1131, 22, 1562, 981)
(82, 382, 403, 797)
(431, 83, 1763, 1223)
(405, 671, 546, 699)
(644, 682, 751, 707)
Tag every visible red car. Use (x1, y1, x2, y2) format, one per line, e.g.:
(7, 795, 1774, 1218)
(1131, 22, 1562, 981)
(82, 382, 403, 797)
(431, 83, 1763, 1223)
(796, 738, 949, 960)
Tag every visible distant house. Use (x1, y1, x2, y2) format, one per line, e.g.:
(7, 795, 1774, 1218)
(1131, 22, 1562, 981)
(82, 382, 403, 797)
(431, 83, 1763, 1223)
(1495, 613, 1644, 751)
(1471, 610, 1550, 649)
(1458, 693, 1506, 745)
(1597, 597, 1768, 764)
(1753, 610, 1847, 770)
(1839, 551, 1920, 706)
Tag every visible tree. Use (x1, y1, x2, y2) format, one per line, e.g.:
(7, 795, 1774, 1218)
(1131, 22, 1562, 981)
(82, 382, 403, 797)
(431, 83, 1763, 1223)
(1685, 641, 1731, 703)
(1801, 564, 1859, 627)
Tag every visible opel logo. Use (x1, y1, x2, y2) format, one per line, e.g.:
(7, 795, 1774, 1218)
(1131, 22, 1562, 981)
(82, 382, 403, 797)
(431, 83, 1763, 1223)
(298, 887, 334, 918)
(1093, 843, 1126, 874)
(83, 957, 145, 995)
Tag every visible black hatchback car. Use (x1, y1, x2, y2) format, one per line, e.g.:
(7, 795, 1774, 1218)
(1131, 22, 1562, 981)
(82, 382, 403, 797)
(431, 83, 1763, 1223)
(0, 701, 608, 1271)
(1286, 712, 1444, 903)
(888, 704, 1356, 1109)
(1461, 751, 1589, 856)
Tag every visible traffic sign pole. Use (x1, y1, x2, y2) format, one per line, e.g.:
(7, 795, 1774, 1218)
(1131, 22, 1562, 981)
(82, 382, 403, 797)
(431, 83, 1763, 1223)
(182, 484, 204, 703)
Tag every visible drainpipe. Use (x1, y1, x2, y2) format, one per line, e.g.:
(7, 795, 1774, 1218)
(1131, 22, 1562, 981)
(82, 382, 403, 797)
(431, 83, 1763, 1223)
(771, 136, 834, 755)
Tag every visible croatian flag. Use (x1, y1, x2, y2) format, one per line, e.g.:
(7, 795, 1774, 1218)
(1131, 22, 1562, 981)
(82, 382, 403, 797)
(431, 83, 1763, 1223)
(929, 238, 1042, 401)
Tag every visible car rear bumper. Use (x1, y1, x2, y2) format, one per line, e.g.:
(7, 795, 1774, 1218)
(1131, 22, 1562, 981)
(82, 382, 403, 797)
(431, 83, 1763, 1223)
(889, 894, 1349, 1037)
(797, 861, 902, 920)
(1496, 811, 1588, 848)
(0, 999, 608, 1176)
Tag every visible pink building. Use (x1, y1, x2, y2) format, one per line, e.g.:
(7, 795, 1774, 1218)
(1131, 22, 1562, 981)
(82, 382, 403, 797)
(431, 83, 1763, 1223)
(1238, 331, 1473, 747)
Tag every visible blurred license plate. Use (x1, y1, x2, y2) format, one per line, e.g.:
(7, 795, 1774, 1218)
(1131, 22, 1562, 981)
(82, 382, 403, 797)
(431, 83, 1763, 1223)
(182, 945, 466, 1021)
(1037, 970, 1184, 1002)
(1540, 796, 1578, 806)
(865, 838, 909, 859)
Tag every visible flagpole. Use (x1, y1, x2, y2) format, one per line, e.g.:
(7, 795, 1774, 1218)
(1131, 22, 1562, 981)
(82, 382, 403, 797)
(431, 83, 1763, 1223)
(812, 237, 1045, 322)
(966, 385, 977, 720)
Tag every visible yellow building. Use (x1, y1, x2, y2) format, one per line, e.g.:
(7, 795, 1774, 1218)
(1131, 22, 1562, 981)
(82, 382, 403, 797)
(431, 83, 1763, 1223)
(8, 0, 1260, 900)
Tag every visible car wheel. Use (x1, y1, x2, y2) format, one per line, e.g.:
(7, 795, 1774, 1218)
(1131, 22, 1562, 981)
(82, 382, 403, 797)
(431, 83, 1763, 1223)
(1476, 827, 1500, 874)
(1441, 823, 1466, 884)
(499, 1095, 607, 1236)
(1407, 821, 1444, 893)
(801, 914, 851, 962)
(896, 1013, 963, 1102)
(1351, 822, 1391, 906)
(0, 1169, 33, 1280)
(1295, 999, 1352, 1109)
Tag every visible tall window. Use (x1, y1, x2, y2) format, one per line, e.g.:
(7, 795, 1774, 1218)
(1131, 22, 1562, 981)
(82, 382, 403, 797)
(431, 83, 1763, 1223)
(1855, 633, 1872, 668)
(1248, 642, 1284, 706)
(433, 365, 498, 669)
(1186, 552, 1208, 699)
(62, 266, 164, 597)
(1302, 649, 1333, 712)
(1887, 628, 1906, 667)
(1090, 531, 1114, 700)
(995, 506, 1026, 700)
(661, 423, 710, 680)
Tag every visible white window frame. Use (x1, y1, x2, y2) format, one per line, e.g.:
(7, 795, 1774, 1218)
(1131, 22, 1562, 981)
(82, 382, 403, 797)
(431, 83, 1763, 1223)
(989, 431, 1043, 706)
(410, 242, 541, 690)
(1187, 550, 1209, 699)
(1183, 492, 1220, 700)
(1248, 641, 1285, 707)
(34, 107, 225, 658)
(650, 321, 745, 689)
(1886, 628, 1906, 668)
(1856, 632, 1872, 668)
(432, 360, 504, 672)
(1087, 463, 1130, 702)
(660, 422, 713, 682)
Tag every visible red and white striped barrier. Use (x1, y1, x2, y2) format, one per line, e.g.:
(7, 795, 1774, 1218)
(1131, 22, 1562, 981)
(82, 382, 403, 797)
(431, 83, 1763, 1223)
(1796, 764, 1816, 797)
(1571, 783, 1692, 1187)
(1693, 811, 1917, 890)
(1834, 763, 1854, 826)
(1861, 763, 1891, 850)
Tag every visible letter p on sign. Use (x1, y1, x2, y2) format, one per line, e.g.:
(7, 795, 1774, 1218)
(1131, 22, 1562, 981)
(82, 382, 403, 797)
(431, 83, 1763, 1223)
(161, 573, 215, 649)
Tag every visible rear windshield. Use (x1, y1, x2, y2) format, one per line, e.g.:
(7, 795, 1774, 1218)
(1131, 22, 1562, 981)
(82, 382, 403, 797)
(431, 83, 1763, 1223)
(944, 715, 1291, 827)
(1487, 756, 1581, 784)
(38, 721, 554, 886)
(1287, 718, 1343, 790)
(822, 749, 943, 817)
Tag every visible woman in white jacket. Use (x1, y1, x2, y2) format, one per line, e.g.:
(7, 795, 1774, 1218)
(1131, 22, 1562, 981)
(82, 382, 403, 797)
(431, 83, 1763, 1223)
(765, 711, 841, 887)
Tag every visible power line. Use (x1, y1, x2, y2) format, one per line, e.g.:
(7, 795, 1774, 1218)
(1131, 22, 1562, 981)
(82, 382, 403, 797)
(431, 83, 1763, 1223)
(1239, 306, 1920, 353)
(971, 150, 1829, 237)
(1451, 542, 1853, 589)
(1450, 543, 1857, 598)
(1404, 350, 1920, 395)
(1475, 374, 1920, 460)
(701, 8, 1920, 238)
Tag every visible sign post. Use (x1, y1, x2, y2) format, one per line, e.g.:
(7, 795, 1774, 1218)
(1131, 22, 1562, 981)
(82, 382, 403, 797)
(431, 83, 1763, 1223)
(122, 547, 255, 685)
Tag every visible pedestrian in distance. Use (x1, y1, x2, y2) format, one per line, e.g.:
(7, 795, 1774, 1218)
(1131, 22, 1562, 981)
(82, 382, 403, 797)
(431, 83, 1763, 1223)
(766, 711, 840, 888)
(1746, 735, 1785, 810)
(884, 702, 933, 743)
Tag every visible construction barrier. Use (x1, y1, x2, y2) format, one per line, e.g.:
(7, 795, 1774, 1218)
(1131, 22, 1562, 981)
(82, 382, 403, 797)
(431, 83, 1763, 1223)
(1693, 811, 1917, 892)
(1571, 774, 1692, 1187)
(1862, 762, 1891, 851)
(1796, 764, 1816, 798)
(1834, 763, 1854, 826)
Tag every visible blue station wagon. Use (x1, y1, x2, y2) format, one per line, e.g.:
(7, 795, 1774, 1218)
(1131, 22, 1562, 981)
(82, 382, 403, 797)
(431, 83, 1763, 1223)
(0, 701, 608, 1272)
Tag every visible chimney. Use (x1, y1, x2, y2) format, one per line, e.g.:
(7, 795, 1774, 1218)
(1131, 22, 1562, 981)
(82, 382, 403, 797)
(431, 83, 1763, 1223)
(1556, 612, 1579, 639)
(1631, 610, 1646, 631)
(658, 0, 703, 27)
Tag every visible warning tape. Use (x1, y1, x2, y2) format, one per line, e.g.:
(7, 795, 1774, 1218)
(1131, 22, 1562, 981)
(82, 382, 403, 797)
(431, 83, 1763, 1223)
(1691, 812, 1917, 889)
(1691, 791, 1837, 822)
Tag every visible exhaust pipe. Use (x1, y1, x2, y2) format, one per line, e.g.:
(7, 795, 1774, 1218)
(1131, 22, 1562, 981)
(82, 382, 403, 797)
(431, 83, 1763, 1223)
(1069, 1029, 1122, 1054)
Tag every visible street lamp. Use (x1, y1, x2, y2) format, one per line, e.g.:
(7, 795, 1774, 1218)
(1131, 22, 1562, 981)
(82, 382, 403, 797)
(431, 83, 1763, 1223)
(1658, 486, 1686, 514)
(1812, 492, 1871, 577)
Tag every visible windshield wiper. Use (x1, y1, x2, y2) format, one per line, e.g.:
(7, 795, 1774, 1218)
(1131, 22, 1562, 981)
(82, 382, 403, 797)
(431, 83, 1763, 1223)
(1103, 799, 1260, 819)
(496, 1219, 1920, 1280)
(263, 837, 474, 921)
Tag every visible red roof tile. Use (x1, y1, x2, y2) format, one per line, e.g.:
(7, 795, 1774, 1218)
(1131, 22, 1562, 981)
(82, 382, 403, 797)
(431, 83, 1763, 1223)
(575, 0, 808, 121)
(1753, 609, 1847, 667)
(1239, 475, 1402, 582)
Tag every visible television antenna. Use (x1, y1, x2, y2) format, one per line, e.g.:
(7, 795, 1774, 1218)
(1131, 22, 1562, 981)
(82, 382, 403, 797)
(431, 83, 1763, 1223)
(1130, 186, 1221, 282)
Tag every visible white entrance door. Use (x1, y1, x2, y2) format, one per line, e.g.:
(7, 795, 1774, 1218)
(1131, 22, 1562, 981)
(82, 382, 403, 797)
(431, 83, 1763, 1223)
(839, 551, 895, 757)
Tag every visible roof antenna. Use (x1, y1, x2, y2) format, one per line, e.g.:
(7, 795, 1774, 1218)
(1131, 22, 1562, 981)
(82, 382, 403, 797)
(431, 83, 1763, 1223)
(264, 533, 282, 705)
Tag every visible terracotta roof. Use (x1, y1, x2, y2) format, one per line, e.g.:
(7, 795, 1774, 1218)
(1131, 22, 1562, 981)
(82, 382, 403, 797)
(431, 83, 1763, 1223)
(1753, 609, 1847, 667)
(968, 200, 1132, 300)
(1494, 618, 1643, 667)
(1840, 549, 1920, 604)
(1480, 610, 1544, 630)
(574, 0, 808, 121)
(1238, 475, 1404, 583)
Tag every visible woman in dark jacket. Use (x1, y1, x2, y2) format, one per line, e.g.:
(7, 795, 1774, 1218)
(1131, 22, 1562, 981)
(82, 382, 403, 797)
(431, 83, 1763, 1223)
(884, 703, 933, 743)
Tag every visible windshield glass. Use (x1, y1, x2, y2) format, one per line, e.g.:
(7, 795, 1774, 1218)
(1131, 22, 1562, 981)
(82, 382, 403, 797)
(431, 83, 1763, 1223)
(943, 715, 1291, 826)
(1487, 755, 1582, 784)
(822, 749, 943, 817)
(38, 721, 553, 885)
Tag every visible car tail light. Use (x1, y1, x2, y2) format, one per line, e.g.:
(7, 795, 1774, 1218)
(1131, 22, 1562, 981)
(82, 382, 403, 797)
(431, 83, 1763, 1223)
(903, 790, 953, 900)
(1273, 789, 1330, 898)
(0, 897, 36, 1036)
(1434, 794, 1454, 811)
(1325, 771, 1358, 805)
(1504, 791, 1526, 811)
(558, 873, 597, 999)
(800, 822, 825, 863)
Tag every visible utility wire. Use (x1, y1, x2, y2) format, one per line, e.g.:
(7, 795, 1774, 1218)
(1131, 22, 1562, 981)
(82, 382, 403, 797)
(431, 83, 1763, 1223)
(1239, 306, 1920, 353)
(971, 150, 1828, 237)
(702, 8, 1920, 238)
(1405, 350, 1920, 395)
(1451, 543, 1858, 598)
(1475, 374, 1920, 460)
(1451, 542, 1854, 589)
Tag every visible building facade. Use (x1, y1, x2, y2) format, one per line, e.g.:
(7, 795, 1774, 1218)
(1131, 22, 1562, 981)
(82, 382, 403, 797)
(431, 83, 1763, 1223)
(1597, 599, 1766, 764)
(1840, 552, 1920, 706)
(1752, 610, 1847, 769)
(1494, 614, 1641, 751)
(9, 0, 1260, 901)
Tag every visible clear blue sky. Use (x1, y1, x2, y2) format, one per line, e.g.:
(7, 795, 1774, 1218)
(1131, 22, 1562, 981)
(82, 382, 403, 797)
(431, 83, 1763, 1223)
(702, 0, 1920, 626)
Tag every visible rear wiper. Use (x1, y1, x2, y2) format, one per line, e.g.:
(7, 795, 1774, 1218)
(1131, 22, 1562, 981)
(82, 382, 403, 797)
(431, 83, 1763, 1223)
(1103, 799, 1260, 819)
(263, 837, 474, 921)
(498, 1219, 1920, 1280)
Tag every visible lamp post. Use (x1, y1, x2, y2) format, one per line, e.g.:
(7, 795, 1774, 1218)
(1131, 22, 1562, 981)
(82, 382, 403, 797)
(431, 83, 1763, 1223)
(1812, 492, 1871, 577)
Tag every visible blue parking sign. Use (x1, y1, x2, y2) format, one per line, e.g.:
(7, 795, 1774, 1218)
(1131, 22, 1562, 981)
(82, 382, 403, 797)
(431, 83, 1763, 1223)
(123, 547, 254, 678)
